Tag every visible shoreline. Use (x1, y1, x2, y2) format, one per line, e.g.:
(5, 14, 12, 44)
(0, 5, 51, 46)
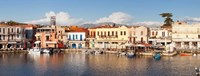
(0, 49, 197, 57)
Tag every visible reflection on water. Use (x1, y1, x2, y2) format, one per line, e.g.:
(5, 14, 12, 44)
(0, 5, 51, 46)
(0, 53, 200, 76)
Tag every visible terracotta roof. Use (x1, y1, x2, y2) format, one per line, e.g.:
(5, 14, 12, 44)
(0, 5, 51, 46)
(69, 26, 89, 32)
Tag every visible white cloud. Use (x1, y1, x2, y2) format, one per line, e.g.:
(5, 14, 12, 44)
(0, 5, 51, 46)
(25, 11, 163, 27)
(25, 11, 84, 25)
(183, 17, 200, 23)
(132, 21, 163, 26)
(96, 12, 133, 24)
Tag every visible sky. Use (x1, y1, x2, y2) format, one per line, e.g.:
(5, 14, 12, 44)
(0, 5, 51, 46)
(0, 0, 200, 26)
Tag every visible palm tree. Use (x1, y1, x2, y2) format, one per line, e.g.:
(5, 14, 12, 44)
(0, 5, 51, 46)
(160, 13, 174, 26)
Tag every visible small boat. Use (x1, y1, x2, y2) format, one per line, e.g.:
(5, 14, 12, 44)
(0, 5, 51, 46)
(41, 48, 50, 54)
(95, 50, 103, 55)
(28, 48, 41, 54)
(126, 52, 135, 58)
(154, 53, 161, 60)
(120, 52, 126, 56)
(180, 53, 192, 56)
(193, 53, 197, 56)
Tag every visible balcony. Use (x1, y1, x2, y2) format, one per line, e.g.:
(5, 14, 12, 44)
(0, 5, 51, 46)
(99, 35, 118, 38)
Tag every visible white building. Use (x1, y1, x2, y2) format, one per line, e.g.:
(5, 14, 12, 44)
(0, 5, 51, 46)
(148, 28, 171, 46)
(172, 22, 200, 50)
(68, 32, 87, 49)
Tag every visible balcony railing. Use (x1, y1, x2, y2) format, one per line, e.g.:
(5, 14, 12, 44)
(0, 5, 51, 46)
(98, 35, 118, 38)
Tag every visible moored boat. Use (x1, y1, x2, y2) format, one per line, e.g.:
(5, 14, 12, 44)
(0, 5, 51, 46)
(154, 53, 161, 60)
(41, 48, 50, 54)
(127, 52, 135, 58)
(28, 47, 41, 54)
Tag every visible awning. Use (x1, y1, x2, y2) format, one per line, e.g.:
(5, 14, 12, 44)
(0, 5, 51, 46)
(45, 41, 57, 44)
(8, 42, 16, 44)
(34, 41, 41, 44)
(35, 34, 41, 36)
(136, 44, 152, 47)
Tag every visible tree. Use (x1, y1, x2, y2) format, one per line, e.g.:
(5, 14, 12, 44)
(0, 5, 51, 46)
(160, 13, 174, 26)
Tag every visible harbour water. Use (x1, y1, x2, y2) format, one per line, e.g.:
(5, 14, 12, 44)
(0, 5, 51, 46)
(0, 53, 199, 76)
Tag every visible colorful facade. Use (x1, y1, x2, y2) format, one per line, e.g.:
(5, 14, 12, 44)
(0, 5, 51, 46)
(35, 26, 65, 48)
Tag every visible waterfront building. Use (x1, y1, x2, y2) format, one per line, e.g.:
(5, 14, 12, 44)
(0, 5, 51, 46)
(88, 24, 129, 49)
(128, 26, 149, 44)
(0, 24, 28, 50)
(148, 28, 171, 46)
(35, 25, 65, 48)
(67, 26, 88, 49)
(172, 21, 200, 50)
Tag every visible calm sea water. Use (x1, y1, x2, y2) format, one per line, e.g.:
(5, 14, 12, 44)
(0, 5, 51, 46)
(0, 53, 199, 76)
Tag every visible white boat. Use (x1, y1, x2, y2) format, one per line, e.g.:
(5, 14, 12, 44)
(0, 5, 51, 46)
(127, 52, 135, 58)
(42, 49, 50, 54)
(95, 50, 103, 55)
(28, 47, 41, 54)
(120, 52, 126, 56)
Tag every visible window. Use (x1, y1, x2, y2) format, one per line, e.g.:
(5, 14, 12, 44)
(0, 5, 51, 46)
(198, 35, 200, 39)
(141, 37, 143, 43)
(124, 31, 126, 35)
(94, 31, 96, 37)
(73, 35, 75, 40)
(69, 35, 71, 40)
(80, 35, 83, 41)
(104, 31, 106, 36)
(46, 36, 50, 41)
(0, 28, 1, 32)
(11, 28, 13, 32)
(186, 35, 188, 38)
(116, 31, 118, 36)
(17, 28, 19, 33)
(90, 31, 92, 36)
(112, 31, 114, 36)
(121, 31, 123, 35)
(3, 28, 5, 34)
(0, 35, 1, 40)
(97, 31, 99, 36)
(156, 32, 158, 35)
(101, 32, 103, 36)
(152, 32, 154, 36)
(162, 32, 165, 37)
(141, 31, 143, 35)
(76, 34, 78, 39)
(11, 35, 13, 40)
(17, 35, 19, 38)
(108, 31, 110, 36)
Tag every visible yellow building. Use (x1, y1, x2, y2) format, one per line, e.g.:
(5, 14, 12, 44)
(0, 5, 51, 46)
(88, 25, 129, 49)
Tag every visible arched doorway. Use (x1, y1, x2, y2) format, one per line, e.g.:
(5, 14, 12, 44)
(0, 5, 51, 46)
(78, 43, 82, 49)
(7, 44, 12, 48)
(72, 43, 76, 49)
